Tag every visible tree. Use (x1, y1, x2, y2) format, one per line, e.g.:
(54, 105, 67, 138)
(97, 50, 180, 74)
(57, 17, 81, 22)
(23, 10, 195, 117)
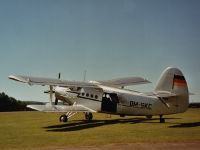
(0, 92, 28, 112)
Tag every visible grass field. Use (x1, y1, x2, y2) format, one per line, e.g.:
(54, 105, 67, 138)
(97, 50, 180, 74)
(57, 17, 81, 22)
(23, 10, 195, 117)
(0, 108, 199, 149)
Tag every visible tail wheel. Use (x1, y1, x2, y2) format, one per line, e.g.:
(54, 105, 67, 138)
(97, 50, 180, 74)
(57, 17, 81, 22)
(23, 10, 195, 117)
(85, 112, 93, 121)
(60, 115, 68, 122)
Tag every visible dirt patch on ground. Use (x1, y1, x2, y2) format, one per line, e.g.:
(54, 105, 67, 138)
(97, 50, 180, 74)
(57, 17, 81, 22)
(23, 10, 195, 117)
(38, 142, 200, 150)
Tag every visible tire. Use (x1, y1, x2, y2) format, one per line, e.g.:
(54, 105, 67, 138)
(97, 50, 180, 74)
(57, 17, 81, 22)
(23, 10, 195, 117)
(146, 115, 152, 119)
(160, 118, 165, 123)
(85, 112, 93, 121)
(60, 115, 68, 122)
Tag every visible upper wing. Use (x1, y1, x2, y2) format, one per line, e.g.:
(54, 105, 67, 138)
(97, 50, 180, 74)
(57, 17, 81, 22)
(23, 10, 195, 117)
(97, 77, 151, 87)
(9, 75, 150, 88)
(9, 75, 97, 87)
(27, 104, 96, 112)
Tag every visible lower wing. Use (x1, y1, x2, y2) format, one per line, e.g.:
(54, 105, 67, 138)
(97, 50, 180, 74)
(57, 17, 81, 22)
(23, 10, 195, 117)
(27, 104, 96, 113)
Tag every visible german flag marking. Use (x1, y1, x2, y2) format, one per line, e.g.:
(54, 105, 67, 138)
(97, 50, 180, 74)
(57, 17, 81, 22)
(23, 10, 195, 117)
(173, 75, 187, 87)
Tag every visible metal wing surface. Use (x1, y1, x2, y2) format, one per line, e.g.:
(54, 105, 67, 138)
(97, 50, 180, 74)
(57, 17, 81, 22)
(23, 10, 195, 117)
(97, 77, 151, 87)
(9, 75, 97, 87)
(9, 75, 150, 88)
(27, 104, 96, 112)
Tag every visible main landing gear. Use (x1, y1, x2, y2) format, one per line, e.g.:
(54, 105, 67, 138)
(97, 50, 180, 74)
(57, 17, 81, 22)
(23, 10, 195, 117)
(85, 112, 93, 121)
(145, 115, 165, 123)
(146, 115, 152, 119)
(59, 111, 77, 122)
(60, 115, 68, 122)
(59, 112, 93, 122)
(160, 115, 165, 123)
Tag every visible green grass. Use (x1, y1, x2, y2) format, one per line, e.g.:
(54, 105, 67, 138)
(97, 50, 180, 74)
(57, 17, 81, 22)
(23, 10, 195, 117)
(0, 108, 199, 149)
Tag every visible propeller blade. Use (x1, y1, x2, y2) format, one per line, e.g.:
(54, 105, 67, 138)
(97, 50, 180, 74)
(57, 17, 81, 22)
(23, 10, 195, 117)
(55, 98, 58, 105)
(58, 72, 61, 79)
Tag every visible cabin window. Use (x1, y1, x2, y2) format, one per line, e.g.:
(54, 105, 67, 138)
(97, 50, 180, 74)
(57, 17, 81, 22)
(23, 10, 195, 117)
(82, 93, 85, 96)
(91, 94, 93, 98)
(95, 95, 98, 99)
(86, 93, 89, 97)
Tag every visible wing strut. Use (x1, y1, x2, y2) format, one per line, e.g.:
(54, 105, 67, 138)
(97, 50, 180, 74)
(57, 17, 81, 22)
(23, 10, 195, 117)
(50, 85, 53, 105)
(158, 97, 170, 108)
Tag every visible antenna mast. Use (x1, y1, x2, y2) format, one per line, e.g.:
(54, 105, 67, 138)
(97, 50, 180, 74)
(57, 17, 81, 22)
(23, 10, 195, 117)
(83, 70, 87, 81)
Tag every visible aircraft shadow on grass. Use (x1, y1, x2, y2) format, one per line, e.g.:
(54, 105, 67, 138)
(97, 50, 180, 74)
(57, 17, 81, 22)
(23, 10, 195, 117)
(43, 117, 181, 132)
(169, 122, 200, 128)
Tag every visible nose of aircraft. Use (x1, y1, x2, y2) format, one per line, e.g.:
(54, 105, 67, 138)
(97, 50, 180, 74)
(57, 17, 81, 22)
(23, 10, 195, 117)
(55, 86, 68, 95)
(55, 86, 78, 99)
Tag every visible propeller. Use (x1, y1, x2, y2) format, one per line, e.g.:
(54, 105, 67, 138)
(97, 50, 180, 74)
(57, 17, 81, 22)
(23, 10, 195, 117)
(45, 72, 61, 105)
(55, 98, 58, 105)
(55, 72, 61, 105)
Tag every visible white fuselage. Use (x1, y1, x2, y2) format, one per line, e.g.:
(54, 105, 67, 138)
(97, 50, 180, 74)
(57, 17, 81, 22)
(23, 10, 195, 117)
(54, 85, 187, 116)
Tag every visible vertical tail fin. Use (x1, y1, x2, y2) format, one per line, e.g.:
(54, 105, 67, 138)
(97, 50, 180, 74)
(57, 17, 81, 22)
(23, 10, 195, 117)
(155, 67, 188, 95)
(154, 67, 189, 111)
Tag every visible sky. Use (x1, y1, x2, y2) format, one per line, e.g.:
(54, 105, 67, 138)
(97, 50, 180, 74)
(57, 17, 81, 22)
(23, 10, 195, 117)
(0, 0, 199, 102)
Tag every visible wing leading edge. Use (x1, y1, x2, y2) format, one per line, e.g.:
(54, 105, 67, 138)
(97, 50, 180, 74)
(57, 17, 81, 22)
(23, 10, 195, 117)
(9, 75, 97, 87)
(27, 104, 96, 112)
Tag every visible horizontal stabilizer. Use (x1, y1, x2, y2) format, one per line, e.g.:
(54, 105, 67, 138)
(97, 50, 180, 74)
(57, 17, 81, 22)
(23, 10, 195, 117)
(144, 91, 177, 98)
(154, 91, 177, 98)
(189, 92, 195, 95)
(27, 104, 96, 113)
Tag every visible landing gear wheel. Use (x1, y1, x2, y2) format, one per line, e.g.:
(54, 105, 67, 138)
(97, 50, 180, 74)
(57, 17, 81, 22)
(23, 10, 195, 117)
(60, 115, 68, 122)
(146, 115, 152, 119)
(85, 112, 93, 121)
(159, 115, 165, 123)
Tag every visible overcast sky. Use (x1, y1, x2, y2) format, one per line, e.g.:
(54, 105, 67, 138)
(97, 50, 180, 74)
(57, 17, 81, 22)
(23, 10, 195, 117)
(0, 0, 199, 102)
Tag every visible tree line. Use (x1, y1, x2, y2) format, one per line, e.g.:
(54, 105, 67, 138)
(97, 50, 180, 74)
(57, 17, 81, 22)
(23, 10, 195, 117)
(0, 92, 43, 112)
